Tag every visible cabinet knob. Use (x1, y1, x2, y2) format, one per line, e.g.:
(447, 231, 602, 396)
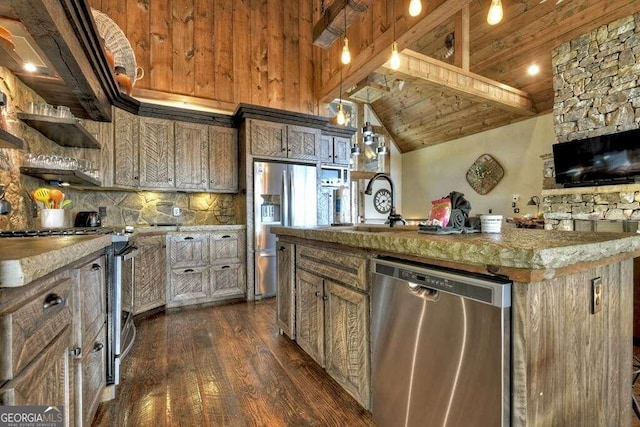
(202, 180, 206, 183)
(169, 178, 173, 182)
(134, 176, 139, 180)
(322, 296, 329, 301)
(315, 291, 321, 298)
(94, 341, 104, 352)
(70, 347, 82, 358)
(43, 293, 64, 309)
(92, 263, 102, 271)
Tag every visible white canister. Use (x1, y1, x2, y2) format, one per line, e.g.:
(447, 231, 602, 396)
(480, 214, 503, 233)
(41, 209, 65, 228)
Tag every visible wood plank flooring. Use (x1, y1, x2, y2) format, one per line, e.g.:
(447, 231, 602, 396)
(93, 299, 374, 426)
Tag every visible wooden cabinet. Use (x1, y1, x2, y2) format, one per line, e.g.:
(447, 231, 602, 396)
(133, 235, 167, 315)
(167, 230, 246, 307)
(75, 258, 106, 351)
(277, 241, 295, 338)
(318, 135, 351, 165)
(138, 117, 175, 189)
(293, 245, 370, 409)
(80, 326, 105, 426)
(113, 108, 139, 188)
(249, 119, 319, 161)
(209, 127, 238, 192)
(175, 122, 208, 191)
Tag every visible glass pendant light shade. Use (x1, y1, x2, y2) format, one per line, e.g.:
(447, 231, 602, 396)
(336, 103, 346, 125)
(389, 41, 401, 70)
(341, 38, 351, 64)
(409, 0, 422, 17)
(362, 121, 374, 136)
(351, 142, 361, 155)
(487, 0, 503, 25)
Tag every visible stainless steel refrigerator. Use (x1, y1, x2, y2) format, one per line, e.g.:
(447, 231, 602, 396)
(254, 161, 317, 297)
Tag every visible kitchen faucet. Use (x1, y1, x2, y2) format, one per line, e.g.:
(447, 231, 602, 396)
(364, 173, 406, 227)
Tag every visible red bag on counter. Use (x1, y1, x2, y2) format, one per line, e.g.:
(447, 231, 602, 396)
(428, 197, 452, 227)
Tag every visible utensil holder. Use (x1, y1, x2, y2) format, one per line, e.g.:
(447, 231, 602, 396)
(41, 209, 65, 228)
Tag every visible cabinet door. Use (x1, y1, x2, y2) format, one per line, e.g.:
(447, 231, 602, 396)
(277, 242, 295, 338)
(318, 135, 333, 163)
(210, 232, 244, 265)
(175, 122, 208, 190)
(77, 257, 106, 351)
(133, 238, 167, 314)
(250, 120, 287, 157)
(324, 281, 370, 409)
(113, 108, 139, 187)
(138, 117, 175, 188)
(210, 264, 245, 298)
(287, 125, 318, 161)
(168, 267, 210, 307)
(209, 127, 238, 192)
(0, 326, 73, 426)
(295, 269, 324, 367)
(80, 326, 106, 426)
(168, 234, 209, 268)
(333, 137, 351, 165)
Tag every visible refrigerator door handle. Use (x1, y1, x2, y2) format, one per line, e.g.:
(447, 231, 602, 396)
(282, 169, 289, 227)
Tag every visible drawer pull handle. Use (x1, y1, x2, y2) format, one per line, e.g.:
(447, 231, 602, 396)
(221, 265, 230, 269)
(279, 246, 286, 251)
(70, 347, 82, 358)
(184, 269, 194, 273)
(322, 296, 329, 301)
(94, 342, 104, 352)
(43, 293, 64, 309)
(184, 236, 194, 240)
(315, 291, 321, 297)
(221, 235, 231, 239)
(92, 263, 102, 271)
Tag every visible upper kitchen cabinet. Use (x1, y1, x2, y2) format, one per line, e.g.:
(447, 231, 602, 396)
(209, 127, 238, 193)
(249, 120, 319, 161)
(2, 1, 113, 121)
(175, 122, 208, 191)
(138, 117, 175, 189)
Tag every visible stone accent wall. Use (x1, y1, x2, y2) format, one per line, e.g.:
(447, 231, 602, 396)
(0, 67, 242, 230)
(553, 14, 640, 142)
(545, 13, 640, 230)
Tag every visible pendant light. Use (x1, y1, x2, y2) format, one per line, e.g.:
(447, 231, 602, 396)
(389, 0, 400, 70)
(336, 66, 346, 125)
(341, 8, 351, 65)
(408, 0, 422, 17)
(487, 0, 503, 25)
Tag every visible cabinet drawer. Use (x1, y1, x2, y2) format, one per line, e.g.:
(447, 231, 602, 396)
(210, 232, 244, 264)
(168, 267, 210, 306)
(210, 263, 245, 298)
(168, 234, 209, 267)
(0, 278, 72, 381)
(296, 246, 367, 291)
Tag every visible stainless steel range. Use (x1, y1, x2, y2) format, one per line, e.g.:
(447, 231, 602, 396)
(0, 227, 137, 390)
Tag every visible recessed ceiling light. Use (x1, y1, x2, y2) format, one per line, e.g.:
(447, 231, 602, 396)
(23, 62, 37, 72)
(527, 64, 540, 76)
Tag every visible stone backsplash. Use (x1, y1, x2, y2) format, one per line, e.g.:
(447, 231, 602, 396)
(0, 67, 242, 230)
(545, 13, 640, 230)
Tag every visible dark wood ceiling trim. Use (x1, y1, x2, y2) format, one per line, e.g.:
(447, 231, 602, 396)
(319, 0, 474, 103)
(383, 49, 537, 116)
(313, 0, 375, 49)
(234, 103, 330, 130)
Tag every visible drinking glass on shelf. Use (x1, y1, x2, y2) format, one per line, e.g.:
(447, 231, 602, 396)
(56, 106, 72, 119)
(42, 104, 55, 117)
(27, 102, 39, 115)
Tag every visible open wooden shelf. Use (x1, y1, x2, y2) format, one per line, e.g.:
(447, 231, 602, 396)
(0, 128, 24, 149)
(17, 113, 101, 148)
(20, 166, 101, 187)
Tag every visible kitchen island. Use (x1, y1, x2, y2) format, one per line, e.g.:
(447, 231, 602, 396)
(272, 224, 640, 426)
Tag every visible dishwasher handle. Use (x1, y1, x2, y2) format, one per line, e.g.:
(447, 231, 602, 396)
(408, 282, 440, 302)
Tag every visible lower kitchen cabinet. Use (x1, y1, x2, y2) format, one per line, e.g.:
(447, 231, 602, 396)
(293, 245, 370, 409)
(79, 326, 106, 426)
(133, 235, 167, 314)
(169, 266, 210, 305)
(276, 241, 295, 338)
(210, 264, 245, 298)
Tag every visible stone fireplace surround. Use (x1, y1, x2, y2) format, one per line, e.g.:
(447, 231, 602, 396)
(545, 13, 640, 231)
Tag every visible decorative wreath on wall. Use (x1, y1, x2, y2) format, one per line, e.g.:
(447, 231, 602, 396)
(466, 154, 505, 195)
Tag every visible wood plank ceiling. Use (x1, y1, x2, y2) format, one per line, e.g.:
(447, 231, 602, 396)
(343, 0, 640, 153)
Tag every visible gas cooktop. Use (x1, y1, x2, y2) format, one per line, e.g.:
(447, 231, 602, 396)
(0, 227, 131, 238)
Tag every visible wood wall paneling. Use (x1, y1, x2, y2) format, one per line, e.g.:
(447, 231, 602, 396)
(213, 0, 233, 102)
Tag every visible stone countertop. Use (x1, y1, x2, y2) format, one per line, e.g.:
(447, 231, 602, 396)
(271, 225, 640, 270)
(132, 224, 246, 234)
(0, 235, 113, 288)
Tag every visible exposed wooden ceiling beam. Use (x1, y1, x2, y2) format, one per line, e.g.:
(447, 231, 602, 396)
(313, 0, 375, 48)
(319, 0, 473, 103)
(381, 49, 538, 116)
(453, 6, 469, 70)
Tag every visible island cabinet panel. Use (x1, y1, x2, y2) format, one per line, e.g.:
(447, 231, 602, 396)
(133, 236, 167, 315)
(80, 326, 105, 426)
(138, 117, 175, 189)
(296, 246, 368, 291)
(174, 122, 208, 190)
(511, 259, 633, 426)
(0, 326, 74, 426)
(250, 120, 287, 158)
(295, 269, 325, 367)
(277, 241, 296, 338)
(113, 108, 140, 188)
(324, 280, 370, 408)
(209, 126, 238, 192)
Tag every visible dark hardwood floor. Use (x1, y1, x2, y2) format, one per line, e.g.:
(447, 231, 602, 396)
(93, 299, 374, 426)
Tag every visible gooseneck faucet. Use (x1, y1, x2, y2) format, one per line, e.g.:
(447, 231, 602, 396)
(364, 173, 406, 227)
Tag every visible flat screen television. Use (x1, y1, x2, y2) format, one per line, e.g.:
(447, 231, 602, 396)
(553, 128, 640, 187)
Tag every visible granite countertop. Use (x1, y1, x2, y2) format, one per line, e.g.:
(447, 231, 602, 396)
(271, 225, 640, 270)
(133, 224, 246, 234)
(0, 235, 113, 288)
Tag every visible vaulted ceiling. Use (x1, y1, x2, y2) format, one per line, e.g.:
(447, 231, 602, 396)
(320, 0, 640, 153)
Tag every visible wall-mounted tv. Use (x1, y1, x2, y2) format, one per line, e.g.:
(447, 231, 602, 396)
(553, 128, 640, 187)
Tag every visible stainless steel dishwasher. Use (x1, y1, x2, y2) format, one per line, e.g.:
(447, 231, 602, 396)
(371, 257, 511, 427)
